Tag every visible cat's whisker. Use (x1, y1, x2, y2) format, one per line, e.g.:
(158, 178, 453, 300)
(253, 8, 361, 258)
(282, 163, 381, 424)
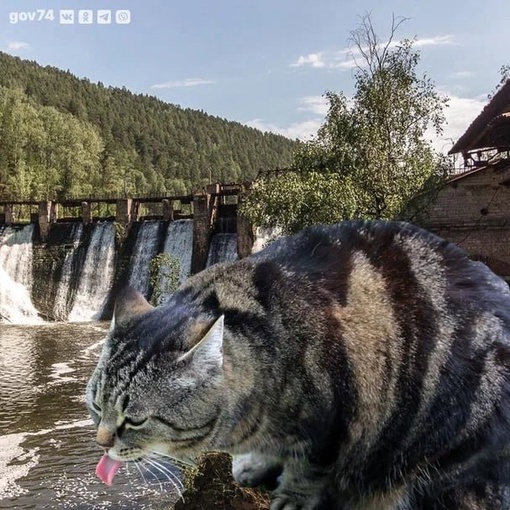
(147, 449, 195, 468)
(140, 459, 164, 493)
(146, 456, 185, 494)
(144, 457, 184, 498)
(145, 455, 185, 493)
(134, 460, 150, 489)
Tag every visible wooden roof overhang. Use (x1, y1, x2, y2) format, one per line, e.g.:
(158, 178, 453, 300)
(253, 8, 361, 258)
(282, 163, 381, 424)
(449, 80, 510, 161)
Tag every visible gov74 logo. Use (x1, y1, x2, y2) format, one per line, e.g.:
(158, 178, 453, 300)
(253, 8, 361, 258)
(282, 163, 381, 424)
(9, 9, 55, 24)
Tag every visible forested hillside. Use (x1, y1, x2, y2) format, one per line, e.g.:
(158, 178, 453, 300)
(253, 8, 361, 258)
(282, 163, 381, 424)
(0, 52, 296, 199)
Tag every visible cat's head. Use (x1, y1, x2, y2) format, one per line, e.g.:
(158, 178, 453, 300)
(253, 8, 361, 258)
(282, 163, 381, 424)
(86, 287, 225, 467)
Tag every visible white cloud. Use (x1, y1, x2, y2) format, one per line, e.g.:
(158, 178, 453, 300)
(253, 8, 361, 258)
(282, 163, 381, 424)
(431, 93, 488, 154)
(246, 118, 322, 141)
(248, 81, 484, 157)
(291, 49, 355, 70)
(291, 35, 455, 70)
(297, 95, 329, 116)
(246, 94, 330, 140)
(292, 53, 327, 69)
(151, 78, 214, 89)
(413, 35, 455, 48)
(250, 92, 487, 156)
(3, 41, 31, 54)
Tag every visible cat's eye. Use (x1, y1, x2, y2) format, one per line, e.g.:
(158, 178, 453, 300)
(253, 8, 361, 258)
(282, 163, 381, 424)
(91, 401, 102, 414)
(125, 417, 148, 430)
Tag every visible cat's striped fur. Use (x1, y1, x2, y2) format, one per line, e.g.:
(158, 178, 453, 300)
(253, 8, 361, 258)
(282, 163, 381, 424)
(87, 220, 510, 509)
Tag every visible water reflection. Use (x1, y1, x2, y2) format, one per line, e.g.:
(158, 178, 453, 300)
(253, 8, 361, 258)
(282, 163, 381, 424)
(0, 323, 180, 509)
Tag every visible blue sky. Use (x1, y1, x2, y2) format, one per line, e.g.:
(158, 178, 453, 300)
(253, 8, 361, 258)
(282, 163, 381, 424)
(1, 0, 509, 155)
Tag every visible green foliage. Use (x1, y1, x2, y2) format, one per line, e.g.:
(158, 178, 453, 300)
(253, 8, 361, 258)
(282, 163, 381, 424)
(149, 253, 182, 306)
(0, 52, 296, 200)
(0, 86, 103, 199)
(242, 170, 359, 234)
(242, 14, 448, 233)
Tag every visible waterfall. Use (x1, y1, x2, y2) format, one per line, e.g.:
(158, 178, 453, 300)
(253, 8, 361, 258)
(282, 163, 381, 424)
(252, 227, 280, 253)
(0, 225, 41, 324)
(0, 214, 249, 322)
(127, 221, 162, 297)
(53, 224, 83, 321)
(150, 219, 194, 305)
(162, 219, 193, 284)
(68, 222, 116, 322)
(206, 234, 238, 267)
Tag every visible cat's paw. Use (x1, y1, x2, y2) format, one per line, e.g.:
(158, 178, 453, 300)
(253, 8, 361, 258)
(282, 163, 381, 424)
(232, 453, 283, 490)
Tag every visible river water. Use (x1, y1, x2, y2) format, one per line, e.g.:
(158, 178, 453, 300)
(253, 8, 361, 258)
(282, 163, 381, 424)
(0, 323, 181, 509)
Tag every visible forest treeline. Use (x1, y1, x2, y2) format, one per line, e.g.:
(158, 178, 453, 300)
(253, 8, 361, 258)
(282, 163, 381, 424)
(0, 52, 296, 200)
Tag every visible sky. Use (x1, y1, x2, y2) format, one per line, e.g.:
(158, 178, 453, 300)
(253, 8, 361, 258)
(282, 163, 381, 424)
(1, 0, 509, 156)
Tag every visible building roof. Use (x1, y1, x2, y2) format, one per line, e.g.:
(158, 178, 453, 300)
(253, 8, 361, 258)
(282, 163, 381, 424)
(449, 79, 510, 155)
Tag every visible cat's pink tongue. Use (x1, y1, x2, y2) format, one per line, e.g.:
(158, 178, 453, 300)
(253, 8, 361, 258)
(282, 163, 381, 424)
(96, 454, 123, 486)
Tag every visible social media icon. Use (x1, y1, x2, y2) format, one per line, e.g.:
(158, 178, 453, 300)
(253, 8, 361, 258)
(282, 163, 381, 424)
(115, 10, 131, 24)
(97, 10, 111, 24)
(78, 10, 93, 24)
(59, 10, 75, 24)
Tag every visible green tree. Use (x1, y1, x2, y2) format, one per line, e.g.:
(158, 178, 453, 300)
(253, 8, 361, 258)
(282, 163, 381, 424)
(242, 14, 448, 234)
(242, 170, 360, 235)
(0, 86, 103, 199)
(0, 51, 298, 200)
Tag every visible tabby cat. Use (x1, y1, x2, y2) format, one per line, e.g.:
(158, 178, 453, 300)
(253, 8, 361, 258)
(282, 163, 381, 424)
(87, 220, 510, 509)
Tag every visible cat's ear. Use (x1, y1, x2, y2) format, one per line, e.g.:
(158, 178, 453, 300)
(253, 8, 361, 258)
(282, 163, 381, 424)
(178, 315, 224, 368)
(113, 287, 153, 327)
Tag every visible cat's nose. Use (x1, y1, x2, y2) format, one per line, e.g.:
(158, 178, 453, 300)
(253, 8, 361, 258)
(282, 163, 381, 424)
(96, 426, 115, 449)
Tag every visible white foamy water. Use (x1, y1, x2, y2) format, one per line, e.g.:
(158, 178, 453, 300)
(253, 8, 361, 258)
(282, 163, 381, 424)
(53, 224, 83, 321)
(0, 225, 41, 324)
(206, 233, 238, 267)
(127, 221, 162, 297)
(0, 268, 41, 325)
(0, 433, 40, 499)
(48, 362, 77, 386)
(161, 219, 193, 284)
(68, 222, 116, 322)
(252, 226, 281, 253)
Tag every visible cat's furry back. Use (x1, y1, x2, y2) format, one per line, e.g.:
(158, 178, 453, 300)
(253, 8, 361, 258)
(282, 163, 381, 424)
(87, 220, 510, 509)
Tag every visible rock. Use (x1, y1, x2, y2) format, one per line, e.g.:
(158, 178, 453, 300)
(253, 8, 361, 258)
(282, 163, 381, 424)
(174, 452, 270, 510)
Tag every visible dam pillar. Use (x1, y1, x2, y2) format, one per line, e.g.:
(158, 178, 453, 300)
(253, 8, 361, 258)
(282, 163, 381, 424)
(39, 201, 53, 240)
(4, 204, 14, 224)
(82, 201, 92, 225)
(237, 214, 255, 258)
(116, 198, 132, 226)
(191, 193, 212, 274)
(162, 199, 174, 221)
(50, 202, 59, 223)
(236, 191, 254, 258)
(131, 200, 141, 221)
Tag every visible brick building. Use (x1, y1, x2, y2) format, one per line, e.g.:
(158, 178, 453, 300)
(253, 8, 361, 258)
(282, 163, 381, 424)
(425, 80, 510, 282)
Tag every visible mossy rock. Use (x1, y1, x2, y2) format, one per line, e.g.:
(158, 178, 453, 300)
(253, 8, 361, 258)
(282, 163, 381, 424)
(174, 452, 270, 510)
